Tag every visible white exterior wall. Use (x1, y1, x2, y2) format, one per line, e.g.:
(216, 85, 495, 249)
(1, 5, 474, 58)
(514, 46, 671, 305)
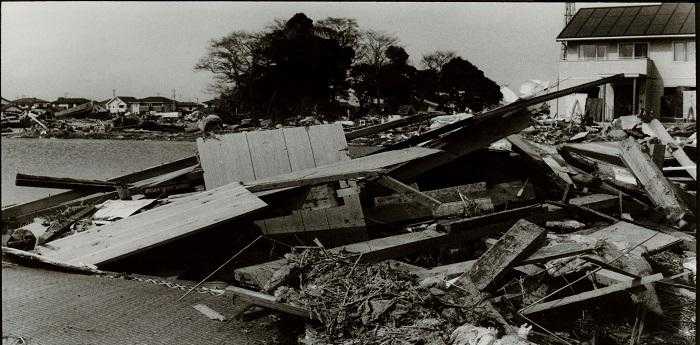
(554, 38, 695, 118)
(107, 99, 128, 114)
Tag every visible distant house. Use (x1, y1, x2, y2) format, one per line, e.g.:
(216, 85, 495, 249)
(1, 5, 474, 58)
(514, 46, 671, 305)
(13, 97, 51, 110)
(138, 96, 176, 114)
(53, 97, 91, 110)
(553, 3, 695, 121)
(106, 96, 140, 114)
(175, 101, 202, 113)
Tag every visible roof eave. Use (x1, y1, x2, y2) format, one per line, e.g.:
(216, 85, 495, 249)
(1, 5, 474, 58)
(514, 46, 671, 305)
(557, 33, 696, 41)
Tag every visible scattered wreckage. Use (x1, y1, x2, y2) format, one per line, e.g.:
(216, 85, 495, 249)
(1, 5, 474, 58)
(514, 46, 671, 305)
(2, 74, 696, 345)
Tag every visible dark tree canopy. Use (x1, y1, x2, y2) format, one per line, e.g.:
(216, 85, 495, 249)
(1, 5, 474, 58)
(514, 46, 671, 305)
(439, 57, 503, 112)
(195, 14, 503, 120)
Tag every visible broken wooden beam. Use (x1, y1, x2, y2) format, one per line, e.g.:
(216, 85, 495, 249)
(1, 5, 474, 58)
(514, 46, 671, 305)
(38, 205, 97, 245)
(507, 134, 572, 197)
(16, 173, 120, 191)
(517, 242, 594, 265)
(618, 137, 693, 225)
(469, 219, 547, 291)
(647, 119, 696, 180)
(373, 175, 442, 210)
(521, 273, 664, 315)
(438, 204, 547, 234)
(225, 286, 313, 319)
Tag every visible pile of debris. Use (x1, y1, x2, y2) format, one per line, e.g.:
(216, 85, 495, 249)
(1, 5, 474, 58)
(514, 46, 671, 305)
(2, 73, 696, 345)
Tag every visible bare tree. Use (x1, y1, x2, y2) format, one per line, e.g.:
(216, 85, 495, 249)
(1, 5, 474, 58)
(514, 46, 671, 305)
(356, 29, 399, 69)
(194, 31, 264, 93)
(420, 50, 457, 71)
(316, 17, 361, 52)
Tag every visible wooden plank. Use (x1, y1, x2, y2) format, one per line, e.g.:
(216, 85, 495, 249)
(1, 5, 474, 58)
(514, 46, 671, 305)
(197, 133, 255, 189)
(281, 127, 317, 171)
(522, 273, 664, 315)
(247, 129, 293, 179)
(3, 156, 199, 222)
(518, 243, 594, 265)
(561, 142, 624, 167)
(469, 219, 547, 291)
(225, 286, 313, 319)
(619, 137, 692, 224)
(244, 169, 382, 193)
(192, 304, 226, 321)
(235, 229, 449, 289)
(39, 182, 267, 266)
(508, 134, 572, 195)
(374, 176, 442, 210)
(586, 221, 681, 256)
(438, 204, 546, 233)
(345, 112, 442, 140)
(15, 173, 119, 191)
(648, 119, 696, 180)
(307, 123, 349, 166)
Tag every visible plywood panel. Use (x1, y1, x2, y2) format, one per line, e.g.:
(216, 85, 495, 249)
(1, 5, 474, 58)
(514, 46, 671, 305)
(40, 182, 267, 266)
(247, 130, 292, 179)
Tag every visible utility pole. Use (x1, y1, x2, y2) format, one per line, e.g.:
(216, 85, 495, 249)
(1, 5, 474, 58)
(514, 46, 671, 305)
(561, 3, 575, 60)
(112, 89, 116, 98)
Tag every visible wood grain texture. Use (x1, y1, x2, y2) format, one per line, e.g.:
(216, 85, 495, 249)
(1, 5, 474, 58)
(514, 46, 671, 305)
(619, 137, 690, 222)
(247, 129, 293, 180)
(586, 221, 680, 255)
(469, 219, 547, 291)
(40, 182, 267, 266)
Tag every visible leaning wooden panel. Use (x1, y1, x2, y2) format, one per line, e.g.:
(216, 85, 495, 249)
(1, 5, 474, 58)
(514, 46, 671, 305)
(39, 182, 267, 266)
(246, 129, 293, 180)
(197, 134, 255, 189)
(281, 127, 317, 171)
(307, 123, 349, 165)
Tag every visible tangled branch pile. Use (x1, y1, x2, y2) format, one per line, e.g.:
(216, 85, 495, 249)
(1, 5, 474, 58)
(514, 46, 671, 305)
(272, 248, 501, 345)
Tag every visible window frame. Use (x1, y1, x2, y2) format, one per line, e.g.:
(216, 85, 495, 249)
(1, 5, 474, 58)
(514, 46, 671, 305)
(673, 41, 687, 62)
(618, 41, 649, 59)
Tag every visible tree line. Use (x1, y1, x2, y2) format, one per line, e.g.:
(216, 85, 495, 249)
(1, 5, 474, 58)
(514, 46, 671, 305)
(195, 13, 503, 121)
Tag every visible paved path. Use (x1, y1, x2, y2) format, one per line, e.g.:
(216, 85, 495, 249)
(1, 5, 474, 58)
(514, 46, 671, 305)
(2, 264, 299, 345)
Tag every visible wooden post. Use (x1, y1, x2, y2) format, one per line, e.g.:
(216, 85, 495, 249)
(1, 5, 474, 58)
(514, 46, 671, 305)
(649, 143, 666, 169)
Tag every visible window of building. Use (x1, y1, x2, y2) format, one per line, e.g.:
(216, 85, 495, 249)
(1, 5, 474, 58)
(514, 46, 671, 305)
(580, 44, 597, 60)
(619, 42, 647, 59)
(620, 43, 634, 58)
(673, 41, 686, 61)
(634, 43, 648, 59)
(596, 45, 608, 60)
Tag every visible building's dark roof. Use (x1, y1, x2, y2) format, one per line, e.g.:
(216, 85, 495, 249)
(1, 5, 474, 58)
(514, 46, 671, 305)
(53, 97, 91, 105)
(557, 3, 695, 40)
(203, 99, 218, 105)
(13, 97, 50, 105)
(176, 101, 201, 107)
(139, 96, 174, 104)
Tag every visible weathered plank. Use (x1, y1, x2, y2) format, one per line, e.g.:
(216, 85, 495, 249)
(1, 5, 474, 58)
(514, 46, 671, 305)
(518, 243, 594, 265)
(586, 221, 680, 255)
(281, 127, 317, 171)
(561, 142, 624, 167)
(438, 204, 547, 234)
(244, 169, 383, 193)
(247, 129, 293, 179)
(507, 135, 572, 195)
(197, 133, 255, 189)
(469, 219, 547, 291)
(38, 206, 97, 245)
(307, 124, 349, 166)
(39, 182, 267, 266)
(225, 286, 313, 319)
(619, 137, 692, 224)
(648, 119, 696, 179)
(15, 173, 119, 191)
(522, 273, 664, 315)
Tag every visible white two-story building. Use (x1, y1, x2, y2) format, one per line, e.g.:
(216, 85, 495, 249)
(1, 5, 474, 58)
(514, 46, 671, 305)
(552, 3, 695, 121)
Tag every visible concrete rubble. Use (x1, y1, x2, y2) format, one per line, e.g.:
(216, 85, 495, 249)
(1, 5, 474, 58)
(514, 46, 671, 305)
(2, 76, 696, 345)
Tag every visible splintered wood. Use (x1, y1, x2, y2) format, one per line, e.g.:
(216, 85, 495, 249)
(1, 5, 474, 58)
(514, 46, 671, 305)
(469, 219, 547, 291)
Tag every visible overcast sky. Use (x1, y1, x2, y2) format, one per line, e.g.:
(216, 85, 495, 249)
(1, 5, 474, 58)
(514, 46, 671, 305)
(1, 2, 650, 102)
